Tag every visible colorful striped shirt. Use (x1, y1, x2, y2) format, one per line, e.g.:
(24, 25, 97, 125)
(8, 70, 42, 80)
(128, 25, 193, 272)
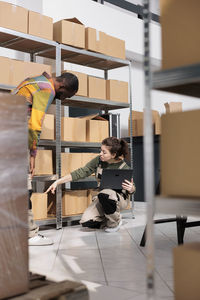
(12, 72, 55, 157)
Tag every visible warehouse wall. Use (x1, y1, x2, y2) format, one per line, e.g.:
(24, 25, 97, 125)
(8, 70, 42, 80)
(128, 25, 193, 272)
(1, 0, 200, 137)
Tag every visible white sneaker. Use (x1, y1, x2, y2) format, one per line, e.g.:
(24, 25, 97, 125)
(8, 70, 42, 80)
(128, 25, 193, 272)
(104, 220, 122, 233)
(29, 234, 54, 246)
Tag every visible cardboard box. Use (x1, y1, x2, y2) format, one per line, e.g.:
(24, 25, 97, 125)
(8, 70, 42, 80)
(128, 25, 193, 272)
(40, 114, 54, 140)
(85, 27, 107, 54)
(105, 34, 126, 60)
(0, 56, 11, 85)
(61, 117, 86, 142)
(106, 79, 128, 103)
(28, 11, 53, 40)
(129, 110, 161, 136)
(62, 190, 88, 216)
(88, 76, 106, 99)
(61, 152, 97, 176)
(164, 102, 182, 113)
(174, 243, 200, 300)
(61, 153, 82, 177)
(161, 109, 200, 197)
(53, 18, 85, 48)
(81, 114, 109, 142)
(0, 1, 28, 33)
(35, 150, 53, 175)
(161, 0, 200, 69)
(62, 70, 87, 97)
(0, 94, 28, 299)
(10, 59, 52, 86)
(31, 193, 48, 220)
(87, 189, 99, 205)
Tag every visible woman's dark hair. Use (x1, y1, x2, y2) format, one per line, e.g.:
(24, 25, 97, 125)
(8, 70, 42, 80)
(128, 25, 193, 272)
(56, 72, 79, 93)
(102, 137, 129, 159)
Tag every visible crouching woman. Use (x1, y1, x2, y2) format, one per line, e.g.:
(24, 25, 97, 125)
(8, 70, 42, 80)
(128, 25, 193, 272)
(46, 137, 135, 232)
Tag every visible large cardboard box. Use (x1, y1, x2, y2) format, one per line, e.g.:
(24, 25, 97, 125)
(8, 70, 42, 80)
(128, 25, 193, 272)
(10, 59, 52, 86)
(173, 243, 200, 300)
(87, 189, 99, 205)
(53, 18, 85, 48)
(62, 191, 88, 216)
(88, 76, 106, 99)
(161, 109, 200, 197)
(62, 70, 87, 97)
(106, 79, 128, 103)
(61, 117, 86, 142)
(105, 34, 125, 60)
(81, 114, 109, 143)
(161, 0, 200, 69)
(85, 27, 107, 54)
(164, 102, 182, 114)
(0, 1, 28, 33)
(61, 152, 97, 176)
(40, 114, 54, 140)
(28, 11, 53, 40)
(129, 110, 161, 136)
(0, 94, 28, 299)
(0, 56, 10, 85)
(61, 153, 82, 177)
(31, 193, 48, 220)
(35, 149, 53, 175)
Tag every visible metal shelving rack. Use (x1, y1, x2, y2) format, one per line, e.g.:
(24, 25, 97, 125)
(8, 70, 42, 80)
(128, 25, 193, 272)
(143, 1, 200, 299)
(0, 26, 134, 229)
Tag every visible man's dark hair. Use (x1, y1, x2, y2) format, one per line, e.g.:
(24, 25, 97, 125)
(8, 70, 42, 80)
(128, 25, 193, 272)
(56, 72, 79, 93)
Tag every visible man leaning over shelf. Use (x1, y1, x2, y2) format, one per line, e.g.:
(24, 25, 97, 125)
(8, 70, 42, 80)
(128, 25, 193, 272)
(11, 71, 79, 246)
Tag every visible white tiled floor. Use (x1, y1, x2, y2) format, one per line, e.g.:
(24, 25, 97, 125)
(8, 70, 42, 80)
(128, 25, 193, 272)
(29, 202, 200, 300)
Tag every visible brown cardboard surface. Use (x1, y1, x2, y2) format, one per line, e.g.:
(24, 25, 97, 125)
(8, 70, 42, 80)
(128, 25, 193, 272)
(106, 79, 128, 103)
(129, 110, 161, 136)
(28, 10, 53, 40)
(86, 119, 109, 142)
(174, 243, 200, 300)
(0, 56, 10, 85)
(62, 191, 88, 216)
(63, 70, 87, 97)
(35, 150, 53, 175)
(0, 1, 28, 33)
(105, 34, 125, 59)
(61, 117, 86, 142)
(164, 102, 182, 113)
(9, 59, 52, 86)
(31, 193, 47, 220)
(87, 189, 99, 205)
(85, 27, 107, 54)
(0, 94, 28, 298)
(88, 76, 106, 99)
(40, 114, 54, 140)
(161, 109, 200, 197)
(53, 18, 85, 48)
(61, 152, 97, 177)
(161, 0, 200, 69)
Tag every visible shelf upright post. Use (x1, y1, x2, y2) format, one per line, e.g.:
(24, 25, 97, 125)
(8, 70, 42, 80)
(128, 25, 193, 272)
(55, 43, 62, 230)
(143, 0, 155, 298)
(128, 61, 135, 217)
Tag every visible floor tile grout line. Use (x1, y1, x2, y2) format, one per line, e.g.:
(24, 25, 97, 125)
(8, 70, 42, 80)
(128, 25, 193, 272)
(95, 231, 109, 286)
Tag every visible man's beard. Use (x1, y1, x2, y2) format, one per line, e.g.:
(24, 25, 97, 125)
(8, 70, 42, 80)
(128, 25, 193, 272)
(55, 92, 63, 99)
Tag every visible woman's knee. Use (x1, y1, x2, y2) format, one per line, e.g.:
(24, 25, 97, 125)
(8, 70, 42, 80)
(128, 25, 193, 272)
(98, 192, 117, 214)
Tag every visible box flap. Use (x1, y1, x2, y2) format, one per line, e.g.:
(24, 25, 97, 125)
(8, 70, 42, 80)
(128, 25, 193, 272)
(63, 18, 83, 25)
(80, 114, 107, 121)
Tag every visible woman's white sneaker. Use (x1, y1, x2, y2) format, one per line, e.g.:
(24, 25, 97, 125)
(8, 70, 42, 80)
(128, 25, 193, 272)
(29, 234, 53, 246)
(104, 220, 122, 233)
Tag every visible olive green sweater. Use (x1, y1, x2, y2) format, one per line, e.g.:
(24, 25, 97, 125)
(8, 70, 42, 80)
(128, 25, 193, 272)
(71, 155, 130, 181)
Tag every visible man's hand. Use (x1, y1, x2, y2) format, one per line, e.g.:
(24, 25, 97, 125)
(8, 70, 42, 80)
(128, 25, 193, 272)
(45, 181, 58, 194)
(122, 178, 135, 194)
(29, 156, 35, 178)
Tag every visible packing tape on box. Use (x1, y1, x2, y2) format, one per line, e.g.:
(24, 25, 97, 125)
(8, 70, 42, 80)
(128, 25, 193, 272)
(96, 30, 100, 41)
(11, 4, 17, 12)
(72, 23, 75, 44)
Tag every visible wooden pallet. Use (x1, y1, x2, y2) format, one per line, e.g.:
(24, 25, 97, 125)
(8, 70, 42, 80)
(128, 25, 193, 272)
(10, 273, 89, 300)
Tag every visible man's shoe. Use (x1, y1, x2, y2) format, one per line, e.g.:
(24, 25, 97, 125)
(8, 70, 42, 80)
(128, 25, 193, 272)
(29, 234, 54, 246)
(104, 220, 122, 233)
